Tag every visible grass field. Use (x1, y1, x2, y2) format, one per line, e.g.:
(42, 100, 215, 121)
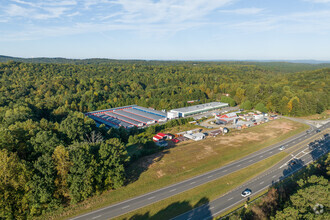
(162, 123, 204, 134)
(298, 109, 330, 120)
(45, 118, 308, 220)
(115, 152, 288, 219)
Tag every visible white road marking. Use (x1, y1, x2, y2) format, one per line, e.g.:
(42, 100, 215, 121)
(207, 175, 213, 178)
(190, 182, 196, 185)
(269, 151, 273, 154)
(237, 164, 241, 167)
(170, 189, 176, 192)
(249, 159, 253, 162)
(260, 155, 263, 158)
(92, 215, 102, 219)
(210, 206, 215, 210)
(260, 181, 264, 185)
(222, 169, 228, 172)
(228, 197, 233, 201)
(148, 196, 155, 200)
(272, 175, 277, 178)
(122, 205, 130, 209)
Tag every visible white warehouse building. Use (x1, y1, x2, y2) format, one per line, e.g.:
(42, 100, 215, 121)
(168, 102, 229, 119)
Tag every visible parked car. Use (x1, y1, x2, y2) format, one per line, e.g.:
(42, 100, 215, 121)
(316, 129, 321, 133)
(241, 188, 252, 197)
(279, 146, 285, 151)
(172, 139, 180, 143)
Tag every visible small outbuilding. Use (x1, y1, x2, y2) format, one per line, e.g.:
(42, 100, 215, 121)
(183, 132, 206, 141)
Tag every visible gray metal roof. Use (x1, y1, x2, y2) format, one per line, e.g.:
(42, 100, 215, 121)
(91, 114, 134, 128)
(113, 110, 153, 124)
(87, 105, 137, 114)
(98, 114, 133, 128)
(170, 102, 228, 114)
(104, 112, 144, 126)
(104, 112, 141, 126)
(88, 115, 119, 128)
(133, 106, 167, 117)
(124, 108, 165, 121)
(86, 105, 166, 129)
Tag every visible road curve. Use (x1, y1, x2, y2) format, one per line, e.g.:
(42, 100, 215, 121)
(71, 121, 328, 220)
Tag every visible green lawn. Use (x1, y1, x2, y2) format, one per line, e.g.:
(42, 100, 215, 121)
(44, 119, 308, 220)
(115, 152, 288, 219)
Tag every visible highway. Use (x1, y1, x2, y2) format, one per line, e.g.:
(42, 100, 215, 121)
(71, 121, 329, 220)
(173, 124, 330, 220)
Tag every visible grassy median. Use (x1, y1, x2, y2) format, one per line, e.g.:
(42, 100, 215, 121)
(115, 151, 288, 219)
(44, 119, 307, 220)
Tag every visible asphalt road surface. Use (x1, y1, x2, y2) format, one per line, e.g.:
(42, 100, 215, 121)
(173, 129, 329, 220)
(71, 121, 329, 220)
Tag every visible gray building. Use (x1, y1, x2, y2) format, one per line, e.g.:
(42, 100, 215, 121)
(168, 102, 229, 118)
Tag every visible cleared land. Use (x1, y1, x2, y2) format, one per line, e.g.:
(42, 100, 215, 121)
(115, 152, 288, 219)
(298, 109, 330, 120)
(48, 118, 308, 220)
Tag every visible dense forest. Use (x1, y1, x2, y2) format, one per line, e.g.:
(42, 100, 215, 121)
(0, 60, 329, 219)
(0, 61, 329, 115)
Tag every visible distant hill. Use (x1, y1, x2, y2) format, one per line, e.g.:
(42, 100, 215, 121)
(1, 55, 330, 73)
(0, 55, 118, 64)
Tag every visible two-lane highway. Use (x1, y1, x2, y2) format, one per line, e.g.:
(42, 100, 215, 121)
(71, 121, 329, 220)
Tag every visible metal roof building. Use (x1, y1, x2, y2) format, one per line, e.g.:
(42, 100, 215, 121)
(168, 102, 229, 118)
(86, 105, 167, 129)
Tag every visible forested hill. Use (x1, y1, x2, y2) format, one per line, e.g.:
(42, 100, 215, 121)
(1, 55, 330, 73)
(0, 61, 329, 116)
(0, 60, 329, 219)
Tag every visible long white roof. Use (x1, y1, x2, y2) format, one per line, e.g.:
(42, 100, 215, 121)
(170, 102, 228, 114)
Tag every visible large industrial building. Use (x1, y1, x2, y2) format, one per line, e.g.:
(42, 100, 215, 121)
(167, 102, 229, 119)
(86, 105, 167, 129)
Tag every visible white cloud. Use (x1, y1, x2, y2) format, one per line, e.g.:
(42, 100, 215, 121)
(219, 7, 264, 15)
(4, 0, 77, 20)
(228, 10, 330, 33)
(304, 0, 330, 3)
(2, 0, 329, 42)
(110, 0, 234, 24)
(6, 4, 33, 17)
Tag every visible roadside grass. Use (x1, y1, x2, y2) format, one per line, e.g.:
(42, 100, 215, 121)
(298, 109, 330, 120)
(43, 119, 307, 220)
(216, 150, 330, 220)
(214, 189, 269, 220)
(115, 152, 288, 220)
(162, 123, 203, 134)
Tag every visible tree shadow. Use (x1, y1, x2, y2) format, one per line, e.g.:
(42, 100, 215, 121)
(125, 148, 170, 184)
(309, 137, 329, 161)
(126, 197, 212, 220)
(281, 158, 304, 178)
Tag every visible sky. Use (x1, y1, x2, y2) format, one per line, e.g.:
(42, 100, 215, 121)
(0, 0, 330, 60)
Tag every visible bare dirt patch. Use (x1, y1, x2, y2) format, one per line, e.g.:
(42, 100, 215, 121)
(139, 152, 166, 169)
(266, 120, 295, 132)
(196, 144, 217, 160)
(156, 170, 165, 178)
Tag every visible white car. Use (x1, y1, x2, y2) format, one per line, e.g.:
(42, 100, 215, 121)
(279, 146, 285, 151)
(241, 188, 252, 197)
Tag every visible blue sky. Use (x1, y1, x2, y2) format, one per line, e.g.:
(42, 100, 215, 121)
(1, 0, 330, 60)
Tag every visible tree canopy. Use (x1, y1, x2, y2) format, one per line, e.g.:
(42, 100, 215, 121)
(0, 60, 329, 218)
